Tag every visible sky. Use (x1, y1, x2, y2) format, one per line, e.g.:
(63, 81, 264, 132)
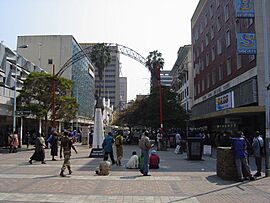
(0, 0, 199, 101)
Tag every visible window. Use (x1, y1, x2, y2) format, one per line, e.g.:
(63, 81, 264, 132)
(205, 13, 208, 27)
(202, 79, 205, 91)
(197, 48, 200, 58)
(201, 42, 204, 52)
(224, 4, 229, 22)
(206, 74, 210, 89)
(212, 68, 216, 85)
(206, 53, 209, 67)
(237, 54, 242, 69)
(210, 4, 213, 18)
(217, 39, 222, 55)
(211, 25, 214, 39)
(227, 57, 232, 75)
(205, 33, 209, 46)
(216, 0, 220, 8)
(201, 59, 205, 70)
(219, 64, 223, 81)
(211, 46, 215, 61)
(200, 22, 203, 34)
(217, 16, 221, 31)
(197, 82, 201, 95)
(226, 30, 231, 47)
(249, 54, 256, 62)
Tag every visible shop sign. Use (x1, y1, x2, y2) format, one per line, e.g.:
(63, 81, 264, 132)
(237, 33, 257, 55)
(225, 118, 242, 124)
(235, 0, 255, 18)
(216, 92, 234, 111)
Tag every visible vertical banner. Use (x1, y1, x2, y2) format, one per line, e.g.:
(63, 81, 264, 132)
(237, 33, 257, 55)
(235, 0, 255, 18)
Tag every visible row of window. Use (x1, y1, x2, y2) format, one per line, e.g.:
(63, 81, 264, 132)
(179, 87, 189, 102)
(195, 55, 256, 96)
(193, 0, 228, 42)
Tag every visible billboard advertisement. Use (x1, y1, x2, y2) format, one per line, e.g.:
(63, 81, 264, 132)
(237, 33, 257, 55)
(216, 92, 234, 111)
(235, 0, 255, 18)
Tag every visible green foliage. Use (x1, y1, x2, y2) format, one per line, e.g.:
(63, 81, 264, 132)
(90, 43, 111, 81)
(113, 87, 188, 129)
(17, 72, 78, 122)
(146, 50, 164, 72)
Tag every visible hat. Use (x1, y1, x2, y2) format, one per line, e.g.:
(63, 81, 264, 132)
(151, 150, 157, 155)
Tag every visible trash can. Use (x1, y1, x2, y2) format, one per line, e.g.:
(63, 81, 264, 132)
(186, 137, 204, 160)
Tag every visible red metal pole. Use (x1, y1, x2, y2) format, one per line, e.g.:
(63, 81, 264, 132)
(52, 64, 56, 129)
(158, 64, 163, 131)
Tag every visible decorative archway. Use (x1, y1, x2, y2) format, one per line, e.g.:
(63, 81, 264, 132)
(56, 43, 147, 77)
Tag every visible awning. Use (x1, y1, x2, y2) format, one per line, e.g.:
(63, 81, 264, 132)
(191, 106, 265, 121)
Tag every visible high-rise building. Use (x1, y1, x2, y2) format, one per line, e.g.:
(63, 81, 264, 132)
(80, 43, 120, 109)
(191, 0, 270, 133)
(160, 70, 172, 87)
(171, 45, 193, 111)
(17, 35, 95, 128)
(119, 77, 127, 110)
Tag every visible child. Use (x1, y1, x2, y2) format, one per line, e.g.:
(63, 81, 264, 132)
(149, 150, 160, 169)
(126, 151, 139, 169)
(95, 154, 111, 176)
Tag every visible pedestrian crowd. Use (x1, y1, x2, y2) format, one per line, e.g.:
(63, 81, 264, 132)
(12, 127, 264, 181)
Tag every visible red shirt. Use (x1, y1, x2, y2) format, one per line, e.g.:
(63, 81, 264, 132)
(149, 154, 160, 168)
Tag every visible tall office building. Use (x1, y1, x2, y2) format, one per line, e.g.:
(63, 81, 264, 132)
(191, 0, 270, 134)
(119, 77, 127, 110)
(17, 35, 95, 128)
(160, 70, 172, 87)
(80, 43, 120, 109)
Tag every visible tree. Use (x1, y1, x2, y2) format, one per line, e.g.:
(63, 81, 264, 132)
(145, 50, 164, 91)
(90, 43, 111, 107)
(17, 72, 78, 134)
(113, 87, 187, 129)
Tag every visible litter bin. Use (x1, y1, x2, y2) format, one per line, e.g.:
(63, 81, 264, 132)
(186, 137, 204, 160)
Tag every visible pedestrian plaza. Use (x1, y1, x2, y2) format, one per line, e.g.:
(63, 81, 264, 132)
(0, 144, 269, 203)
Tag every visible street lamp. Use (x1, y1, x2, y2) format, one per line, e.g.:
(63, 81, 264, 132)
(12, 45, 28, 146)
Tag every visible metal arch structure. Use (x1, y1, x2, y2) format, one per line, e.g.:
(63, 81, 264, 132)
(56, 43, 147, 77)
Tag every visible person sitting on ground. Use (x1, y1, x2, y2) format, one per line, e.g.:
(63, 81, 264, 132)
(95, 154, 111, 176)
(126, 151, 139, 169)
(149, 150, 160, 169)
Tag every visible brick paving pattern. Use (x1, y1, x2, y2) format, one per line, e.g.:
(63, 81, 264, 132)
(0, 144, 269, 202)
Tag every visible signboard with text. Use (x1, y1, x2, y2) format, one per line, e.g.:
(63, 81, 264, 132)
(235, 0, 255, 18)
(237, 33, 257, 55)
(216, 92, 234, 111)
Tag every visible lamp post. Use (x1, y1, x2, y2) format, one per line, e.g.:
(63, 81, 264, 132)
(13, 45, 28, 133)
(12, 45, 28, 147)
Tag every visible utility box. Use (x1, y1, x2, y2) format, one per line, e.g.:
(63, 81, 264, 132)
(186, 137, 204, 160)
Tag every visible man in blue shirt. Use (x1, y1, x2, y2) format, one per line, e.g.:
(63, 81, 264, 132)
(231, 131, 255, 182)
(102, 132, 116, 165)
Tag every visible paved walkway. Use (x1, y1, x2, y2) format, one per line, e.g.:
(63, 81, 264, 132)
(0, 144, 269, 203)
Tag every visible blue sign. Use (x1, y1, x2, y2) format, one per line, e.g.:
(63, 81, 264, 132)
(237, 33, 257, 55)
(216, 92, 234, 111)
(235, 0, 255, 18)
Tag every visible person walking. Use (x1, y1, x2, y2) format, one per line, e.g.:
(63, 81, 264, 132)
(9, 131, 19, 153)
(252, 131, 264, 177)
(50, 132, 59, 161)
(175, 132, 182, 154)
(115, 130, 124, 166)
(59, 131, 78, 177)
(138, 131, 153, 176)
(25, 131, 31, 149)
(102, 132, 116, 165)
(29, 133, 46, 164)
(231, 131, 255, 182)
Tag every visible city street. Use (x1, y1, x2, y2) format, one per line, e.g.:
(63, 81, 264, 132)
(0, 144, 269, 203)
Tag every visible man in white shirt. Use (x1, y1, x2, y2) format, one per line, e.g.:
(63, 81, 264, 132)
(126, 151, 139, 169)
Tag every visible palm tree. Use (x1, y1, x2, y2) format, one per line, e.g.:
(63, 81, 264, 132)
(90, 43, 111, 108)
(145, 50, 164, 91)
